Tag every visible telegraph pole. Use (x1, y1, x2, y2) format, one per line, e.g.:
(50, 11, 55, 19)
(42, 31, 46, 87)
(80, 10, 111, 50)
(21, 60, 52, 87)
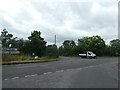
(55, 35, 56, 45)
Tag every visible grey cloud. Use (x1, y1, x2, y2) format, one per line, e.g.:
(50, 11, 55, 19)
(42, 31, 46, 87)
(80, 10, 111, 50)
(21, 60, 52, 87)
(0, 18, 29, 39)
(13, 9, 34, 25)
(1, 18, 12, 29)
(0, 1, 118, 46)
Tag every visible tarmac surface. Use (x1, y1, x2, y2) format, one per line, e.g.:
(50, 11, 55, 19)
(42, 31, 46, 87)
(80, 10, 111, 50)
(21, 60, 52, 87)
(2, 57, 118, 88)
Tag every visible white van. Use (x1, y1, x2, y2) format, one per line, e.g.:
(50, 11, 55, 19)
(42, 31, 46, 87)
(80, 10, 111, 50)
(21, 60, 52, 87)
(79, 51, 96, 59)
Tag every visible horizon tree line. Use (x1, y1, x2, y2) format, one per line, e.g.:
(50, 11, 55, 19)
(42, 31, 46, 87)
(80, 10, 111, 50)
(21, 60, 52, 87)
(1, 29, 120, 57)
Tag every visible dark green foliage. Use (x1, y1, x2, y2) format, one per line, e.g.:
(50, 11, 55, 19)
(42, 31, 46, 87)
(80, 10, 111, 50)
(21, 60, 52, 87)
(77, 36, 106, 56)
(46, 44, 58, 57)
(1, 29, 47, 57)
(18, 40, 29, 54)
(62, 40, 76, 56)
(58, 46, 64, 56)
(110, 39, 120, 56)
(1, 29, 13, 47)
(59, 36, 120, 56)
(16, 39, 25, 52)
(27, 31, 47, 56)
(1, 29, 120, 57)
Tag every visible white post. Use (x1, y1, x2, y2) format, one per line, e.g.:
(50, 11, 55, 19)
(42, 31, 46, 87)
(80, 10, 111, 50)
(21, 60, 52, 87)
(9, 44, 12, 55)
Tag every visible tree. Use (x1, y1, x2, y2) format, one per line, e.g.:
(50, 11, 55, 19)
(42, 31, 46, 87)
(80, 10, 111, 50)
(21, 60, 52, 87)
(77, 38, 88, 54)
(104, 45, 111, 56)
(77, 36, 106, 56)
(1, 29, 13, 47)
(58, 46, 64, 56)
(46, 44, 58, 57)
(110, 39, 120, 56)
(27, 31, 47, 56)
(62, 40, 76, 56)
(8, 37, 18, 48)
(16, 39, 26, 53)
(22, 40, 31, 54)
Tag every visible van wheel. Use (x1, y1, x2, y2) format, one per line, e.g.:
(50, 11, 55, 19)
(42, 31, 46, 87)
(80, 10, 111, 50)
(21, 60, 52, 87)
(93, 57, 96, 59)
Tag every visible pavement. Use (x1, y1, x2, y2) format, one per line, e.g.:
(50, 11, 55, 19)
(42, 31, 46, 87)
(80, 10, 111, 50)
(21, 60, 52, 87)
(2, 56, 119, 88)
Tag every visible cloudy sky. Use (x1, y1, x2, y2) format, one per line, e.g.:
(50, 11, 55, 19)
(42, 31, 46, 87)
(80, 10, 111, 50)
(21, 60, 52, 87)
(0, 0, 118, 46)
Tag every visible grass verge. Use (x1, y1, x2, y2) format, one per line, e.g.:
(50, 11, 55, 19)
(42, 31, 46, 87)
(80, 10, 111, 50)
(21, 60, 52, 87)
(2, 54, 59, 65)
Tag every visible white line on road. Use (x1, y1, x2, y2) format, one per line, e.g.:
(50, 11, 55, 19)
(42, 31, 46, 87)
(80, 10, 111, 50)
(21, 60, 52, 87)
(60, 70, 64, 72)
(4, 79, 9, 80)
(78, 68, 83, 70)
(25, 75, 31, 77)
(43, 72, 52, 75)
(82, 67, 89, 69)
(31, 74, 38, 76)
(56, 70, 64, 73)
(88, 66, 94, 68)
(78, 66, 94, 70)
(12, 77, 19, 79)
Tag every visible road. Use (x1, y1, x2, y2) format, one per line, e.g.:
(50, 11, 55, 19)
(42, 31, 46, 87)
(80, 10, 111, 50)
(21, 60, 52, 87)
(2, 57, 118, 88)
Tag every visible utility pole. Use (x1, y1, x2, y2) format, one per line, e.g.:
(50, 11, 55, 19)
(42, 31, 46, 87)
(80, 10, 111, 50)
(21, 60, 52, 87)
(55, 35, 56, 45)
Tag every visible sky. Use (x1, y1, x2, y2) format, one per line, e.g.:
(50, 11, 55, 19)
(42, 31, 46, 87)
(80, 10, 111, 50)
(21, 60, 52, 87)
(0, 0, 119, 46)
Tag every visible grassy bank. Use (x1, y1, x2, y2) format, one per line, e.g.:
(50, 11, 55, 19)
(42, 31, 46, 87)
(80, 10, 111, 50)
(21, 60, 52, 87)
(2, 54, 58, 65)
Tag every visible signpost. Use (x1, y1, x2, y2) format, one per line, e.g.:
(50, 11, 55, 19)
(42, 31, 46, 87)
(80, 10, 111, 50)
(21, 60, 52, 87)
(9, 44, 12, 55)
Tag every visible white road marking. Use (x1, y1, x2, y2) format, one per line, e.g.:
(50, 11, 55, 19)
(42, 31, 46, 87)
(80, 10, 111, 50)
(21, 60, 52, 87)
(79, 68, 82, 70)
(12, 77, 19, 79)
(4, 79, 9, 80)
(25, 75, 31, 77)
(56, 71, 61, 72)
(5, 63, 113, 80)
(60, 70, 64, 72)
(83, 67, 89, 69)
(56, 70, 64, 73)
(88, 66, 94, 68)
(31, 74, 38, 76)
(44, 72, 52, 75)
(77, 65, 95, 70)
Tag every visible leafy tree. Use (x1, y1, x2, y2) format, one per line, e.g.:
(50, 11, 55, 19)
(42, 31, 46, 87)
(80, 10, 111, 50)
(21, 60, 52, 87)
(110, 39, 120, 56)
(77, 35, 106, 56)
(46, 44, 58, 57)
(104, 45, 111, 56)
(1, 29, 22, 49)
(62, 40, 76, 56)
(27, 31, 47, 56)
(22, 40, 31, 54)
(8, 37, 18, 48)
(16, 39, 26, 53)
(1, 28, 119, 57)
(58, 46, 64, 56)
(77, 38, 87, 54)
(1, 29, 13, 47)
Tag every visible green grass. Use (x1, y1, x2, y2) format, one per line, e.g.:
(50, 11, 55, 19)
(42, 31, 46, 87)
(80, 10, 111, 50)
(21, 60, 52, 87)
(2, 54, 32, 62)
(2, 54, 58, 65)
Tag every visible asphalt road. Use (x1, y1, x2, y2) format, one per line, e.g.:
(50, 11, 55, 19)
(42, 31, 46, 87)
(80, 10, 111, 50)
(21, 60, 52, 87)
(2, 57, 118, 88)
